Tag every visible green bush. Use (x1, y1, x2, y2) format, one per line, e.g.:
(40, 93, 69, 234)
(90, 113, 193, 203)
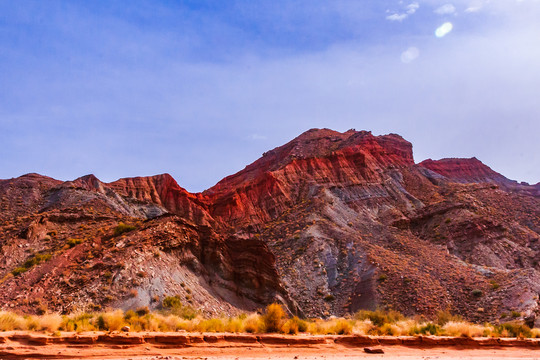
(11, 267, 28, 276)
(67, 238, 83, 247)
(324, 294, 335, 302)
(23, 253, 52, 268)
(162, 295, 183, 309)
(12, 253, 52, 276)
(419, 323, 441, 335)
(161, 295, 197, 320)
(113, 222, 136, 236)
(471, 289, 483, 297)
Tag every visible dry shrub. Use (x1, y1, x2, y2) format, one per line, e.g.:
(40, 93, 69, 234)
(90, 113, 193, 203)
(102, 310, 125, 331)
(443, 321, 485, 337)
(531, 328, 540, 338)
(225, 317, 245, 333)
(281, 318, 299, 334)
(352, 319, 376, 335)
(369, 319, 419, 336)
(307, 318, 352, 335)
(0, 311, 26, 331)
(330, 318, 353, 335)
(244, 313, 264, 333)
(25, 316, 40, 331)
(154, 313, 197, 332)
(263, 303, 287, 333)
(127, 314, 160, 332)
(496, 322, 532, 338)
(197, 318, 226, 332)
(482, 324, 496, 337)
(36, 313, 62, 332)
(281, 316, 307, 334)
(306, 319, 326, 334)
(436, 310, 462, 326)
(392, 320, 419, 336)
(354, 309, 403, 326)
(61, 312, 97, 332)
(379, 323, 400, 336)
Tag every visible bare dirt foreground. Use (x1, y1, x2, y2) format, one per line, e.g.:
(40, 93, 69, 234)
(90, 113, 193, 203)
(1, 332, 539, 360)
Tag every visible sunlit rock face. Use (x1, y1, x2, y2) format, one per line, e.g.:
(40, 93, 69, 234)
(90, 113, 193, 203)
(204, 129, 416, 228)
(0, 128, 539, 326)
(419, 157, 511, 185)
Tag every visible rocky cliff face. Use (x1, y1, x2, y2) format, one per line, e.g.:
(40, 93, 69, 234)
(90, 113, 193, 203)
(0, 128, 539, 326)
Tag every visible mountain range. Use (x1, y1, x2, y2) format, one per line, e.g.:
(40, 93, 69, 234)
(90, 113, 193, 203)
(1, 128, 539, 326)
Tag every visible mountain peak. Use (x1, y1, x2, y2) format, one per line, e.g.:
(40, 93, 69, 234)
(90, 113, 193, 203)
(206, 129, 414, 198)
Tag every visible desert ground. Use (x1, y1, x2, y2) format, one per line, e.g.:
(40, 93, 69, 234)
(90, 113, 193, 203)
(1, 332, 540, 360)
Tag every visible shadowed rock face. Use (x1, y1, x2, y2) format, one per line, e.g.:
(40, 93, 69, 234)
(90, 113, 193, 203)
(0, 128, 539, 326)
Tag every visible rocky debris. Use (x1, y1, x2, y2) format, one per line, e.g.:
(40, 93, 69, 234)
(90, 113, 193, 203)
(364, 347, 385, 354)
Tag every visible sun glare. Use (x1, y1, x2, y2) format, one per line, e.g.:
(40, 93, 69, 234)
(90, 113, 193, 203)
(435, 22, 454, 37)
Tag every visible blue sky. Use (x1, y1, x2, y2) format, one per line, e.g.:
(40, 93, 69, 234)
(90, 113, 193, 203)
(1, 0, 539, 191)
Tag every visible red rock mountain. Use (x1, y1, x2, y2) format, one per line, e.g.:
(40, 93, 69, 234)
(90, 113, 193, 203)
(419, 158, 514, 186)
(0, 129, 539, 326)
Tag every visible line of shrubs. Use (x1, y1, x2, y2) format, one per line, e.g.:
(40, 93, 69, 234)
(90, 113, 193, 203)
(0, 304, 538, 338)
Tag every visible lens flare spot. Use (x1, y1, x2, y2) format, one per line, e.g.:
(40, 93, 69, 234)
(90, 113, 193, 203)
(401, 47, 420, 63)
(435, 22, 453, 38)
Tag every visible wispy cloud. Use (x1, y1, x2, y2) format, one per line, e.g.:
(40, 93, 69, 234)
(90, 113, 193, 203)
(386, 2, 419, 21)
(464, 6, 481, 13)
(248, 134, 267, 141)
(386, 13, 408, 21)
(407, 2, 420, 14)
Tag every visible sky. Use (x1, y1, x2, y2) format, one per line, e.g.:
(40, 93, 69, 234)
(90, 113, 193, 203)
(1, 0, 539, 191)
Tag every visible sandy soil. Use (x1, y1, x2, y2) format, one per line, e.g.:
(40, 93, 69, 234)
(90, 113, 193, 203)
(1, 332, 539, 360)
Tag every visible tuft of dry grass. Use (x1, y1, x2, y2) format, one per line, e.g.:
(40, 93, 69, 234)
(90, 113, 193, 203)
(307, 318, 353, 335)
(37, 313, 63, 332)
(443, 321, 486, 337)
(0, 311, 26, 331)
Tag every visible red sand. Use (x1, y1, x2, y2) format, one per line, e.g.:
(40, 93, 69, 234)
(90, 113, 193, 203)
(1, 332, 540, 359)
